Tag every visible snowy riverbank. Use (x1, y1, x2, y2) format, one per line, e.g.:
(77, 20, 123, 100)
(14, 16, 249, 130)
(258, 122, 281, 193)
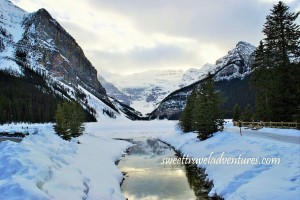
(0, 123, 132, 200)
(158, 122, 300, 199)
(1, 121, 299, 199)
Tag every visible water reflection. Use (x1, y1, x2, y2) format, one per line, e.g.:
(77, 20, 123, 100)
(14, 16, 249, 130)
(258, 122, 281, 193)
(118, 137, 212, 200)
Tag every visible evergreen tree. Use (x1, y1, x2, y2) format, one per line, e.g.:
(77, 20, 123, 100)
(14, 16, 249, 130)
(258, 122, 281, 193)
(193, 78, 224, 140)
(179, 89, 196, 132)
(241, 104, 253, 122)
(292, 105, 300, 123)
(252, 1, 300, 121)
(54, 102, 85, 140)
(232, 103, 242, 121)
(54, 104, 69, 140)
(252, 41, 274, 120)
(69, 102, 85, 137)
(263, 1, 300, 66)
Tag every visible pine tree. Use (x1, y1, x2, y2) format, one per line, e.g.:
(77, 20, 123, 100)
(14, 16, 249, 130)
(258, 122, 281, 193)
(292, 105, 300, 123)
(241, 104, 253, 122)
(193, 78, 224, 140)
(54, 101, 85, 140)
(263, 1, 300, 66)
(262, 2, 300, 121)
(232, 103, 242, 121)
(251, 41, 274, 120)
(179, 89, 196, 132)
(69, 102, 85, 137)
(54, 104, 69, 140)
(252, 1, 300, 121)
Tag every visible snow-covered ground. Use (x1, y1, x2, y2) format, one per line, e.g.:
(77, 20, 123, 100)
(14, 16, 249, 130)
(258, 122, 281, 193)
(258, 127, 300, 137)
(1, 120, 299, 199)
(158, 122, 300, 200)
(0, 123, 132, 200)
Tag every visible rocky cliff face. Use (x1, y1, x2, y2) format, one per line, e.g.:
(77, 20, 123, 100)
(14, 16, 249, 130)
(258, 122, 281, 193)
(16, 8, 107, 99)
(148, 41, 256, 119)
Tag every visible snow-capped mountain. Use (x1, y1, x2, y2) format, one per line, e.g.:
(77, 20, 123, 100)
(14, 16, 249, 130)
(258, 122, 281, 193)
(0, 0, 141, 120)
(180, 41, 256, 86)
(179, 63, 217, 87)
(101, 42, 255, 116)
(102, 69, 185, 115)
(149, 41, 256, 119)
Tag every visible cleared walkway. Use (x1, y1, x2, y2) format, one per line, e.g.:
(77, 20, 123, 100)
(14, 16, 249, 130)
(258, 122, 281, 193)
(226, 126, 300, 145)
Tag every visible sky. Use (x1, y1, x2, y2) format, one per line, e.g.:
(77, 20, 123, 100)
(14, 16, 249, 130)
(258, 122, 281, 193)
(11, 0, 300, 75)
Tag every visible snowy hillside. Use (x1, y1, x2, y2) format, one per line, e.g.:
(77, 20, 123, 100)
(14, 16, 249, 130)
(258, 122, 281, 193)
(103, 69, 185, 114)
(179, 63, 217, 87)
(0, 0, 27, 73)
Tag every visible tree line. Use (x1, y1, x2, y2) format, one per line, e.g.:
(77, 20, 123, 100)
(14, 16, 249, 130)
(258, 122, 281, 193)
(251, 1, 299, 122)
(0, 66, 96, 124)
(0, 68, 62, 124)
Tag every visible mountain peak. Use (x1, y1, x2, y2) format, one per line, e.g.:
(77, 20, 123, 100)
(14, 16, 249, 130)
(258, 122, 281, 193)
(35, 8, 53, 20)
(236, 41, 254, 47)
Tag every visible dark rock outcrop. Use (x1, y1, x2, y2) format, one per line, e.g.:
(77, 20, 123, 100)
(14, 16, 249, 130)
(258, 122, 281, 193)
(16, 8, 107, 101)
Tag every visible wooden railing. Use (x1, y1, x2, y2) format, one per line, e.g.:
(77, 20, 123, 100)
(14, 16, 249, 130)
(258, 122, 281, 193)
(233, 121, 299, 129)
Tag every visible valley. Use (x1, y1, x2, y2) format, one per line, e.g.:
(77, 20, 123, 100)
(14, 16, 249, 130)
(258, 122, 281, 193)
(1, 0, 299, 200)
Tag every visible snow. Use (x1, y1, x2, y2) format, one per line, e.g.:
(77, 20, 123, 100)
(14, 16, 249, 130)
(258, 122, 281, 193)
(130, 99, 157, 115)
(102, 69, 185, 115)
(179, 63, 217, 87)
(78, 86, 124, 120)
(0, 0, 27, 43)
(0, 0, 28, 74)
(0, 123, 132, 200)
(257, 127, 300, 137)
(87, 120, 300, 200)
(102, 41, 256, 115)
(85, 120, 177, 139)
(1, 120, 299, 199)
(158, 122, 300, 199)
(0, 58, 23, 75)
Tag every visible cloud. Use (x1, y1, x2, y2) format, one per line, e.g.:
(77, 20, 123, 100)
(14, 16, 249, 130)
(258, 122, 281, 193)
(257, 0, 296, 3)
(85, 0, 268, 44)
(86, 43, 204, 74)
(11, 0, 299, 75)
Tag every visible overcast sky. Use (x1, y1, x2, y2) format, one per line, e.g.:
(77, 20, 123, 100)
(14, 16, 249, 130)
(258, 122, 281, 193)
(12, 0, 300, 75)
